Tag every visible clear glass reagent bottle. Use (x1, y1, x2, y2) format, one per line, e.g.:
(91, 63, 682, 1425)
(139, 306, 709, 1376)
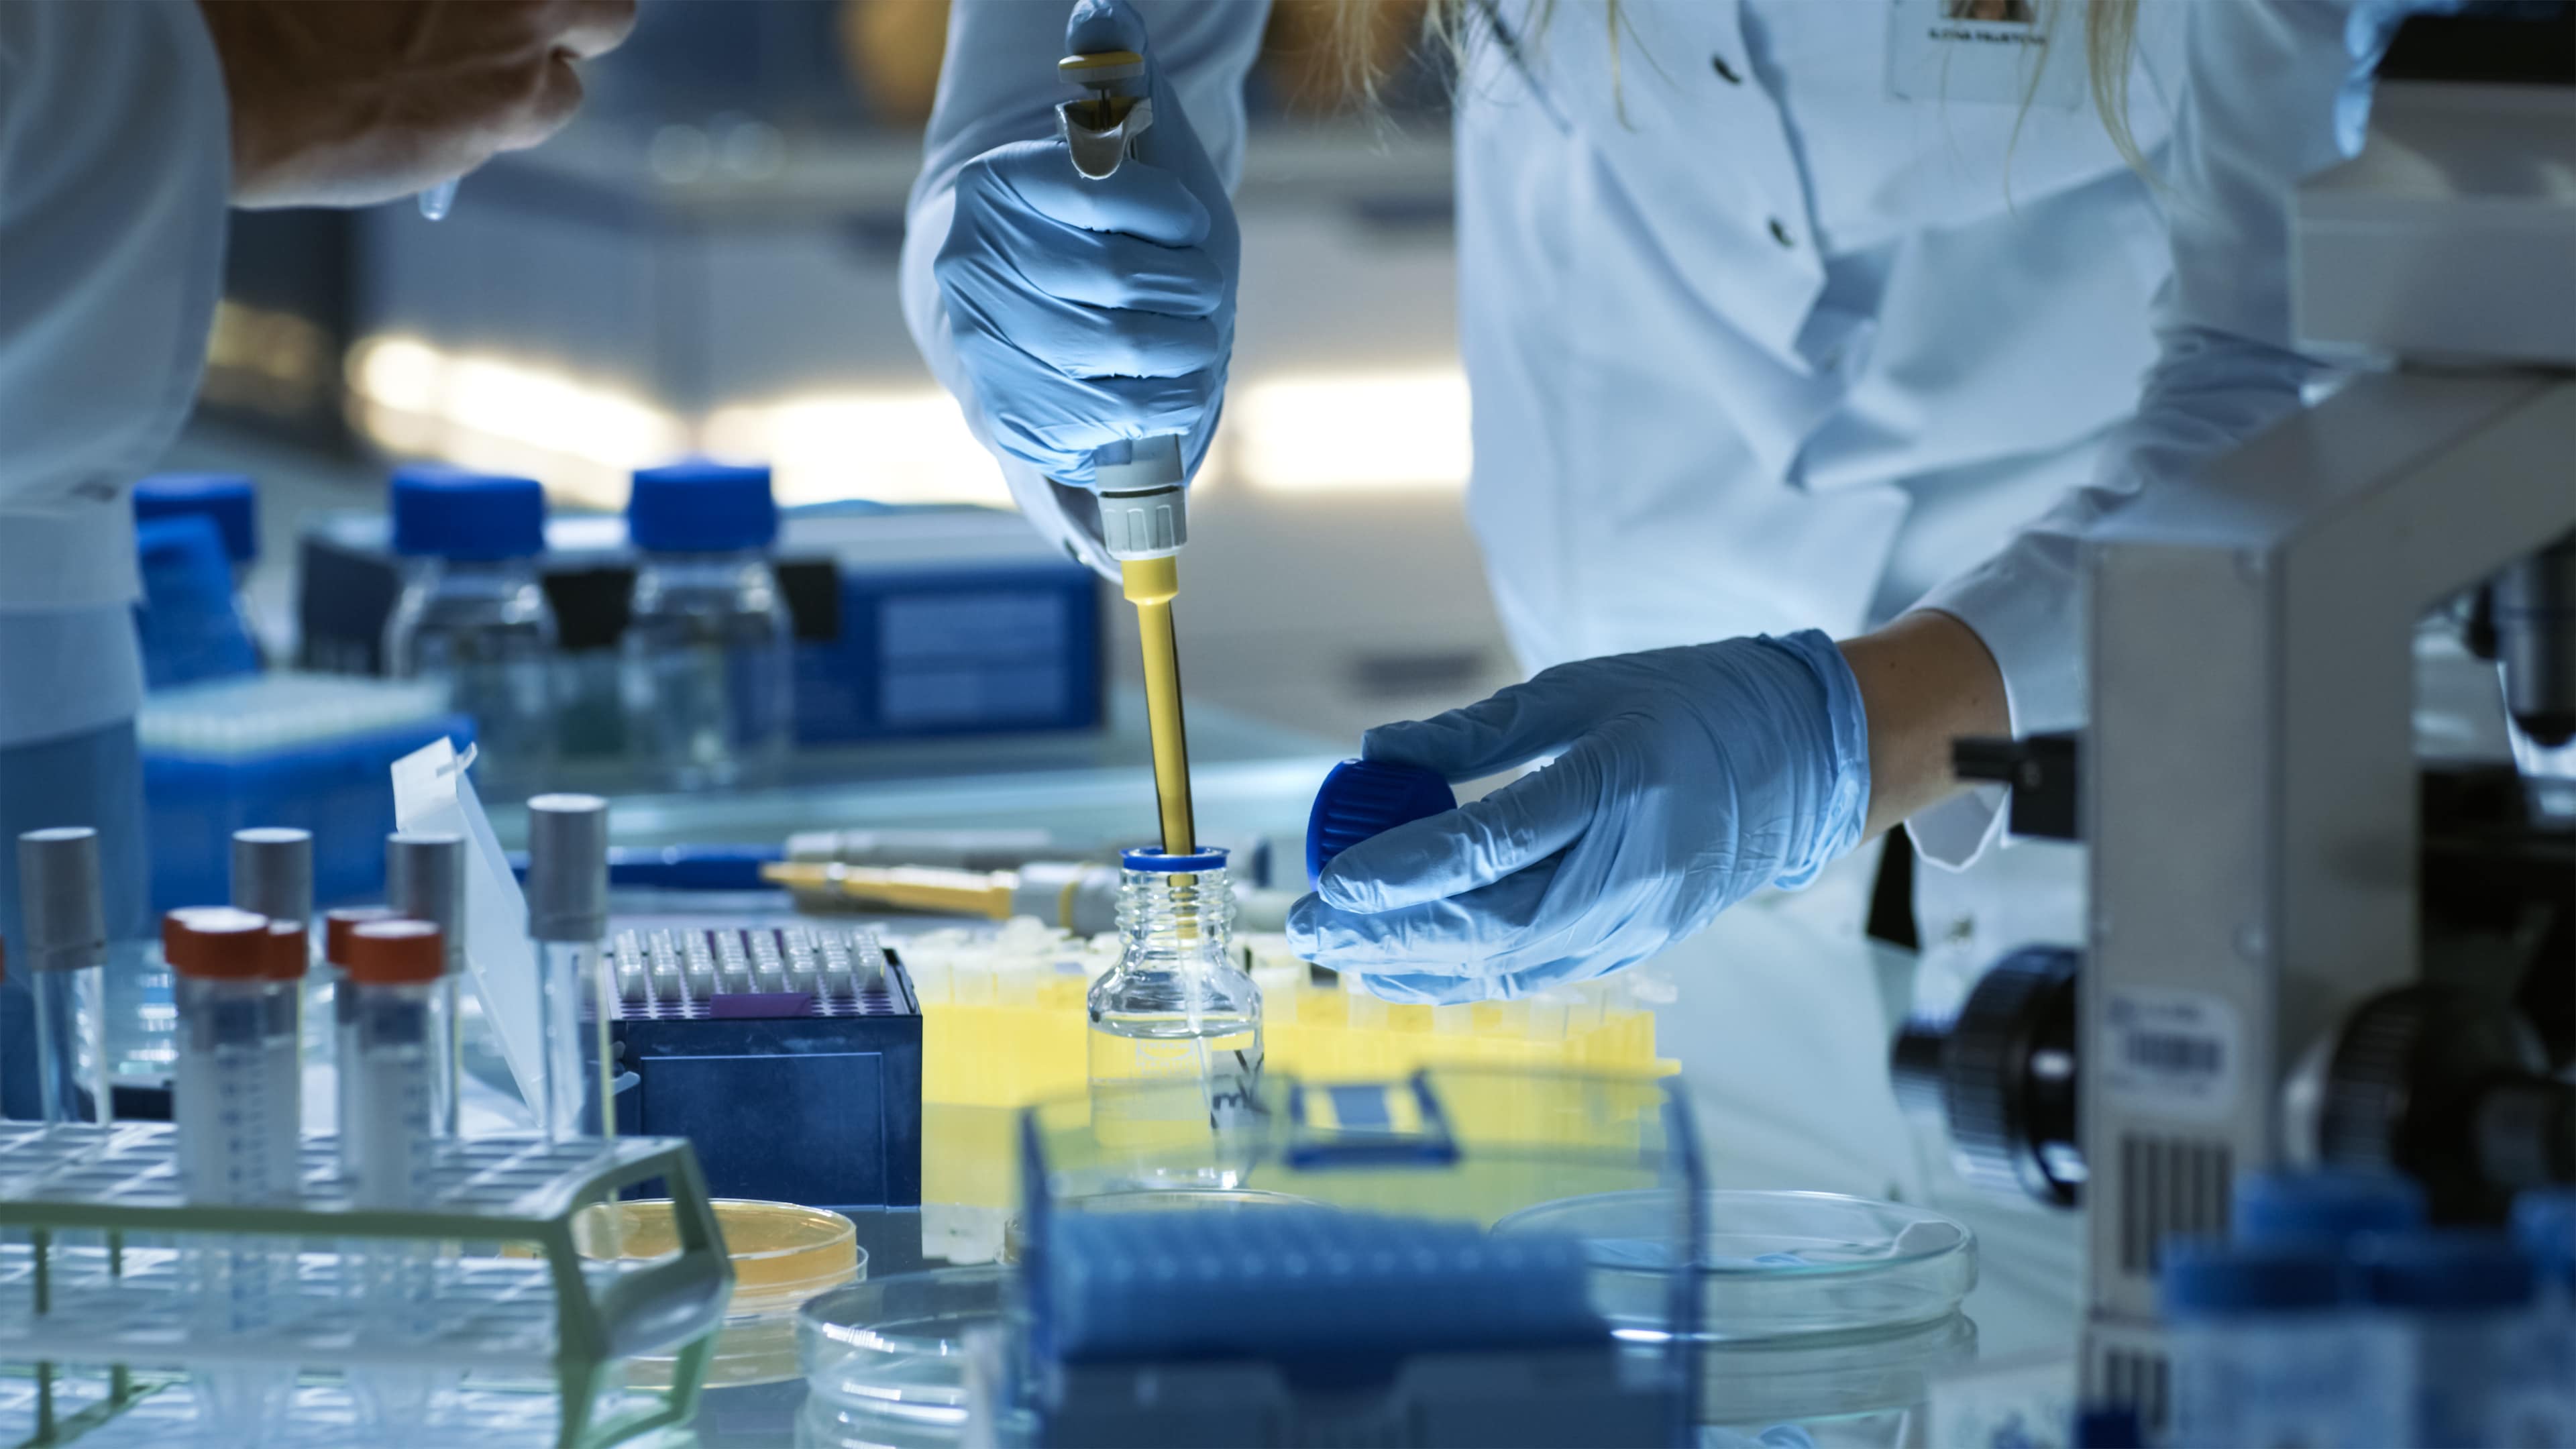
(1087, 847, 1263, 1135)
(621, 461, 795, 790)
(17, 827, 111, 1126)
(382, 466, 559, 790)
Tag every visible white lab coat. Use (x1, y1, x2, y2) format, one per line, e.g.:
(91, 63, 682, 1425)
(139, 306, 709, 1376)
(907, 0, 2184, 967)
(0, 0, 229, 748)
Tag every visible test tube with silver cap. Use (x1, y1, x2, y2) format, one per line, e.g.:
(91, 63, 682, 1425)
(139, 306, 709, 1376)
(525, 794, 613, 1141)
(231, 828, 313, 1187)
(17, 828, 109, 1126)
(386, 832, 467, 1138)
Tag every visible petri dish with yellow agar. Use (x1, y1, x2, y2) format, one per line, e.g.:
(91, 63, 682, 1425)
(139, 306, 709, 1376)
(583, 1197, 863, 1388)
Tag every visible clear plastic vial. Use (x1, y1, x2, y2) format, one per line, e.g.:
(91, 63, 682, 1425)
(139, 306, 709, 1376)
(325, 906, 400, 1173)
(385, 833, 468, 1140)
(525, 794, 615, 1142)
(342, 918, 449, 1428)
(620, 462, 795, 790)
(1086, 847, 1264, 1146)
(17, 828, 111, 1126)
(382, 466, 558, 791)
(164, 906, 292, 1436)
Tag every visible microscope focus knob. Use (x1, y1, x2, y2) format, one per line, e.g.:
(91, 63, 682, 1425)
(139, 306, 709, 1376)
(1891, 945, 2084, 1208)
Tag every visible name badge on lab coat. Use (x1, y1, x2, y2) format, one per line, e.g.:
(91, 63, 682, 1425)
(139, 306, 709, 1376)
(1884, 0, 2089, 109)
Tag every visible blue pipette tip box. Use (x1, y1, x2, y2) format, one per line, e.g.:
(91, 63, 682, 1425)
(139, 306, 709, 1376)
(608, 922, 922, 1210)
(1305, 758, 1458, 885)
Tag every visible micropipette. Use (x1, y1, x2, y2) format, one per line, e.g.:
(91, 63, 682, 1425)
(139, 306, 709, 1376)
(763, 859, 1298, 935)
(1057, 46, 1199, 861)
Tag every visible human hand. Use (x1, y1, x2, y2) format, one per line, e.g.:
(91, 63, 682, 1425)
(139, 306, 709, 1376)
(1287, 632, 1872, 1004)
(196, 0, 636, 208)
(932, 0, 1236, 512)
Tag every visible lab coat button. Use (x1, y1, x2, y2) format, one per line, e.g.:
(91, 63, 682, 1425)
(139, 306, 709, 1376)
(1768, 217, 1794, 248)
(1711, 54, 1743, 84)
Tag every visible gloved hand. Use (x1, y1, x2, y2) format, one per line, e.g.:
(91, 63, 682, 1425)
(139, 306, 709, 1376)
(932, 0, 1236, 570)
(1287, 632, 1872, 1004)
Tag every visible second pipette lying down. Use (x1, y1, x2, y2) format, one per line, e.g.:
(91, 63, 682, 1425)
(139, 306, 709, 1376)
(762, 859, 1295, 936)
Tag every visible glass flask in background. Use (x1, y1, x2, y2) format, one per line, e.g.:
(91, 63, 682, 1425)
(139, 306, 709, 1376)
(382, 466, 557, 792)
(621, 461, 794, 790)
(1086, 847, 1264, 1175)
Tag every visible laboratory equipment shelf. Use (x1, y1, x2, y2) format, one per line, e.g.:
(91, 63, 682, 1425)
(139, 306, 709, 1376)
(0, 1123, 731, 1448)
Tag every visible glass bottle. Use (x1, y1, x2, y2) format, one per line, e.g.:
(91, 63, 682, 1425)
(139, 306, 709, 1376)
(382, 466, 558, 792)
(620, 461, 795, 790)
(1086, 847, 1264, 1158)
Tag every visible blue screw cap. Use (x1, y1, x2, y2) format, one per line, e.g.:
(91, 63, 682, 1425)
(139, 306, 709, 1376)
(390, 466, 547, 560)
(627, 460, 778, 553)
(2233, 1169, 2426, 1246)
(2512, 1189, 2576, 1288)
(2157, 1237, 2345, 1316)
(1122, 845, 1231, 873)
(135, 472, 258, 564)
(1306, 758, 1457, 885)
(2354, 1229, 2537, 1310)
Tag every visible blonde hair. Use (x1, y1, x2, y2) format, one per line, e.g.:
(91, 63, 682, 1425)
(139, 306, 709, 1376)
(1328, 0, 2151, 171)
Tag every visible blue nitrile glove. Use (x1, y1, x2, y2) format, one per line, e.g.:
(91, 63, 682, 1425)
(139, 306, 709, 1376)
(932, 0, 1236, 531)
(1287, 632, 1871, 1004)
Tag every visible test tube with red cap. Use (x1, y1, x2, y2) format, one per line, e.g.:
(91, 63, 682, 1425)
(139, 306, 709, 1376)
(164, 906, 290, 1434)
(343, 918, 448, 1423)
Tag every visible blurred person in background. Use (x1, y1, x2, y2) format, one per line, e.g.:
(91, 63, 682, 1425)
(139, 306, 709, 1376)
(0, 0, 631, 1116)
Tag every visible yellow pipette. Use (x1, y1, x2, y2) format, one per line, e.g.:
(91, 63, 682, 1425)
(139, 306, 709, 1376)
(1058, 44, 1199, 858)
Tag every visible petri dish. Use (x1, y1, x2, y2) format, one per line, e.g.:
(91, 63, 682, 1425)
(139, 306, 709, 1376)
(1492, 1188, 1976, 1340)
(589, 1197, 865, 1387)
(800, 1266, 1009, 1446)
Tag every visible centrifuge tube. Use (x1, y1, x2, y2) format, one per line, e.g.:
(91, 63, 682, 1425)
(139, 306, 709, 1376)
(386, 832, 466, 1139)
(325, 906, 398, 1177)
(342, 918, 447, 1424)
(1087, 847, 1265, 1149)
(17, 828, 109, 1126)
(232, 827, 313, 1188)
(260, 921, 307, 1197)
(164, 905, 289, 1435)
(525, 794, 613, 1141)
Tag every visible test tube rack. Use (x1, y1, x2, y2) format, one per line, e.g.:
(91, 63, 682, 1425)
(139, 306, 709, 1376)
(607, 924, 923, 1212)
(0, 1122, 730, 1448)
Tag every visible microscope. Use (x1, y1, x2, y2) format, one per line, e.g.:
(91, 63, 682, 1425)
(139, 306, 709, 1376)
(1894, 9, 2576, 1428)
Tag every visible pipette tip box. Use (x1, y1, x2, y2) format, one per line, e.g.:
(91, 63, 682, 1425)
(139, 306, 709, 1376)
(608, 922, 922, 1210)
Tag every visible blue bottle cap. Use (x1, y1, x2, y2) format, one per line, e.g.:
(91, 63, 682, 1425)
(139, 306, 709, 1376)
(2512, 1189, 2576, 1287)
(1121, 846, 1231, 873)
(2232, 1169, 2426, 1246)
(2157, 1237, 2345, 1316)
(2353, 1229, 2536, 1310)
(1305, 758, 1458, 885)
(2072, 1407, 2145, 1449)
(134, 472, 258, 564)
(390, 466, 547, 560)
(627, 460, 779, 553)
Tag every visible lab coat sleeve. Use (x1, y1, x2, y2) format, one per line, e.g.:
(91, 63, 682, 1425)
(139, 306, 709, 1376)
(899, 0, 1267, 566)
(1907, 0, 2412, 868)
(0, 0, 230, 747)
